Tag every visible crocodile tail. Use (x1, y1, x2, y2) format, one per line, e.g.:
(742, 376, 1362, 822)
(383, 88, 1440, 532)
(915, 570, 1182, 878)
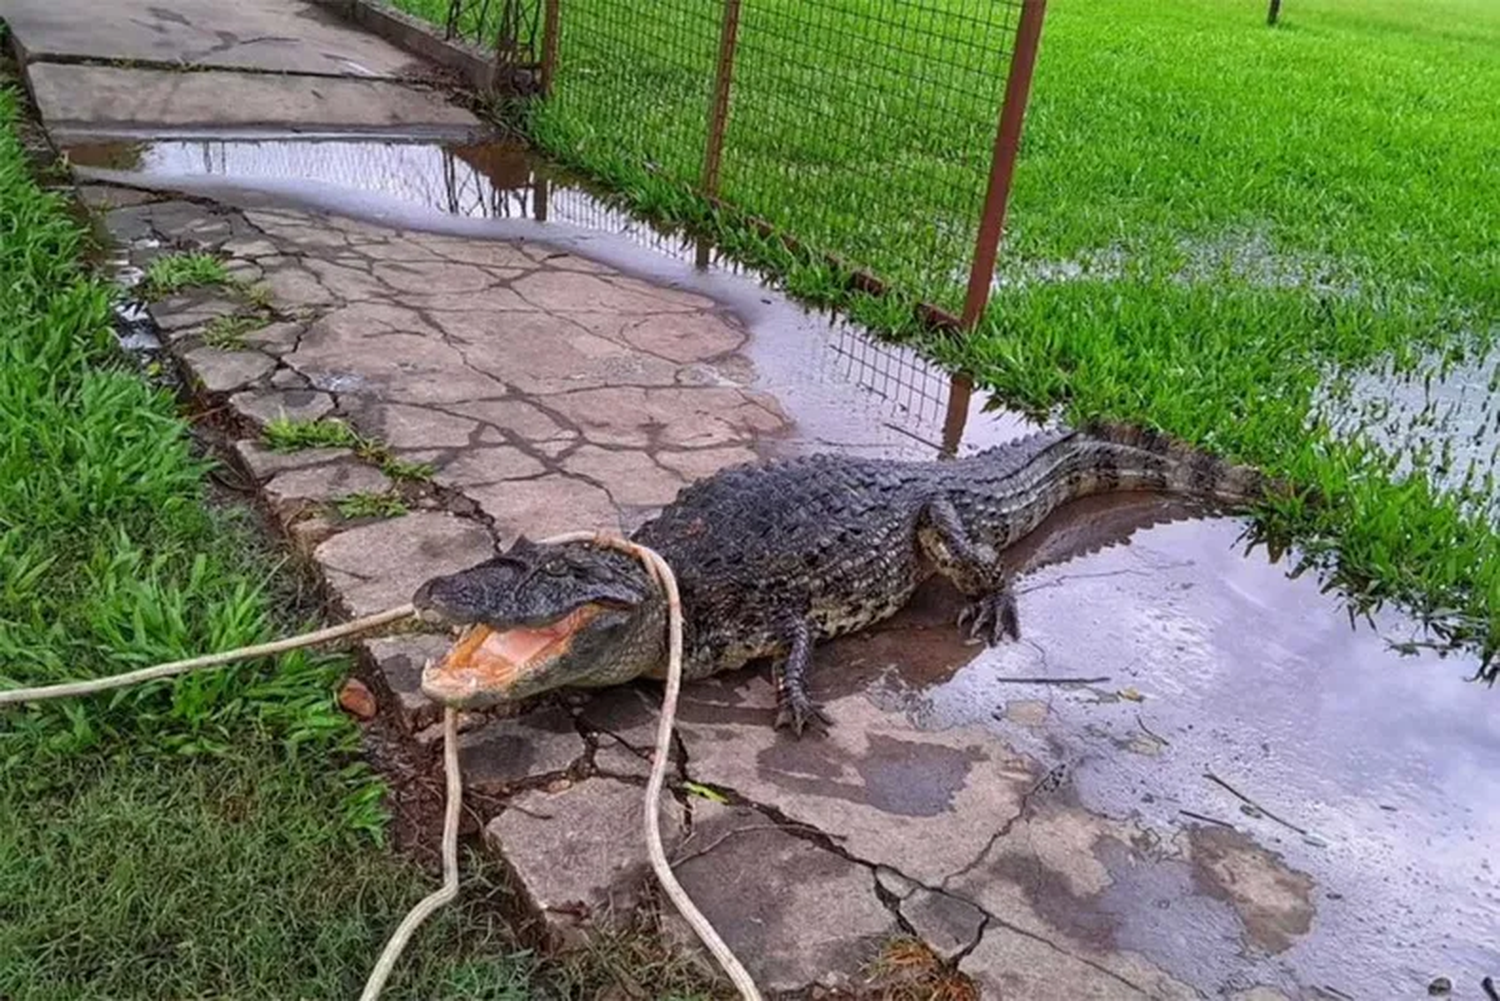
(1079, 420, 1293, 507)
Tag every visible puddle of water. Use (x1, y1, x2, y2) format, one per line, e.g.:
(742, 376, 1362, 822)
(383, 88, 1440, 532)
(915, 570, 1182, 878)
(1315, 346, 1500, 524)
(66, 134, 1500, 998)
(65, 135, 1038, 459)
(818, 493, 1500, 998)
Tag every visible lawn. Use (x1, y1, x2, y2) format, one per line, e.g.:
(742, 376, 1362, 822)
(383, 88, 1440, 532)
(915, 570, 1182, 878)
(0, 85, 546, 999)
(389, 0, 1500, 666)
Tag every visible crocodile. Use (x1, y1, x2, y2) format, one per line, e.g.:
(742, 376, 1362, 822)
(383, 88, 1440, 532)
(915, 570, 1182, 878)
(412, 422, 1294, 735)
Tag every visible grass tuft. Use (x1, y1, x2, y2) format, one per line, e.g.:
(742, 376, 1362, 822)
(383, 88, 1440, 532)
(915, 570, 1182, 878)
(138, 251, 231, 300)
(263, 415, 362, 452)
(201, 312, 269, 350)
(336, 491, 409, 520)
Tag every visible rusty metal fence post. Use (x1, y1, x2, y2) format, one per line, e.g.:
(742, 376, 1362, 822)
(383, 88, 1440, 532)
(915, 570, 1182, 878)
(539, 0, 561, 96)
(696, 0, 742, 268)
(960, 0, 1048, 329)
(701, 0, 743, 200)
(942, 0, 1048, 454)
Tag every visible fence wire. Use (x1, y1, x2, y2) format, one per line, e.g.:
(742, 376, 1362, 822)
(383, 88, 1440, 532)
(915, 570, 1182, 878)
(535, 0, 1026, 314)
(389, 0, 542, 60)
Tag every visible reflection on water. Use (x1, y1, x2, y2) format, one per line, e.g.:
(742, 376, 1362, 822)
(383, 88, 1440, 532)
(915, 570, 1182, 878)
(66, 135, 1042, 460)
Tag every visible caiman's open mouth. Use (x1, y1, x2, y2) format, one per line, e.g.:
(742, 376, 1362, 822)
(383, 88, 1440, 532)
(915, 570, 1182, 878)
(420, 603, 604, 706)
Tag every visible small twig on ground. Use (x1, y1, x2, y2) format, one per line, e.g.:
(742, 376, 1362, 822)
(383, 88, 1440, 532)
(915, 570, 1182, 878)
(1178, 810, 1236, 829)
(1203, 771, 1309, 836)
(1136, 713, 1170, 746)
(997, 676, 1110, 686)
(1480, 975, 1497, 1001)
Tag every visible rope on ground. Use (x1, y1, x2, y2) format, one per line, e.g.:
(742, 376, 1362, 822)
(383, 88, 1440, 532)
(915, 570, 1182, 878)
(0, 604, 417, 705)
(0, 536, 762, 1000)
(538, 531, 763, 1001)
(358, 704, 462, 1001)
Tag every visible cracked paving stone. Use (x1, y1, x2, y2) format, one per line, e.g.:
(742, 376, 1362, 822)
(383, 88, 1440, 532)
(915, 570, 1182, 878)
(354, 401, 482, 450)
(220, 236, 280, 259)
(80, 185, 159, 210)
(181, 347, 276, 394)
(315, 512, 491, 618)
(458, 706, 585, 793)
(486, 779, 686, 947)
(606, 274, 718, 312)
(673, 675, 1036, 888)
(664, 800, 899, 993)
(562, 446, 685, 507)
(406, 234, 538, 270)
(1185, 826, 1314, 955)
(292, 332, 502, 405)
(263, 461, 392, 520)
(545, 386, 787, 449)
(614, 311, 748, 364)
(944, 800, 1202, 998)
(401, 286, 535, 313)
(234, 441, 355, 481)
(961, 923, 1196, 1000)
(238, 321, 305, 356)
(512, 271, 707, 314)
(577, 686, 669, 779)
(440, 311, 682, 395)
(592, 738, 653, 779)
(365, 633, 452, 730)
(303, 257, 392, 301)
(529, 249, 609, 274)
(444, 398, 574, 443)
(376, 259, 513, 295)
(262, 263, 339, 307)
(655, 445, 758, 483)
(150, 295, 242, 333)
(225, 260, 263, 284)
(229, 388, 336, 427)
(426, 446, 548, 489)
(468, 475, 620, 544)
(900, 887, 986, 960)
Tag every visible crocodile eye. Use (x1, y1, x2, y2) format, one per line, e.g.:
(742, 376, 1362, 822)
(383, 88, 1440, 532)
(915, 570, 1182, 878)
(542, 558, 568, 577)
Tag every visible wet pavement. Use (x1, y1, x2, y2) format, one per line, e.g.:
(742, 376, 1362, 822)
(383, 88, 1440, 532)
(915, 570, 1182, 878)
(62, 130, 1500, 999)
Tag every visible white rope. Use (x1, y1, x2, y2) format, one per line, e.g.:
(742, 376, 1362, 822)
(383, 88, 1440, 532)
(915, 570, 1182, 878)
(0, 604, 418, 705)
(359, 705, 462, 1001)
(537, 531, 763, 1001)
(0, 536, 762, 1000)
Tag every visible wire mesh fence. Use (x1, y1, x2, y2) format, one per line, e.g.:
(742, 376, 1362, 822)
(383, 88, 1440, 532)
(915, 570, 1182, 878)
(528, 0, 1039, 320)
(388, 0, 543, 63)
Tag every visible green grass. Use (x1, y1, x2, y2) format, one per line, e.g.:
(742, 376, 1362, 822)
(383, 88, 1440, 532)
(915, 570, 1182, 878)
(138, 251, 231, 300)
(202, 312, 269, 349)
(0, 86, 546, 997)
(405, 0, 1500, 667)
(264, 417, 436, 483)
(264, 415, 363, 451)
(337, 491, 410, 520)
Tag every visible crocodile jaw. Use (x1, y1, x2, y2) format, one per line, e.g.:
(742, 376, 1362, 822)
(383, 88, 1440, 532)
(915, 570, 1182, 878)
(420, 604, 604, 707)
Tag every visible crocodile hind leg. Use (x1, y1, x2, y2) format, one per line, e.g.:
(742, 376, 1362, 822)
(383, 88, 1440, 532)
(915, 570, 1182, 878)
(772, 619, 831, 737)
(919, 496, 1021, 645)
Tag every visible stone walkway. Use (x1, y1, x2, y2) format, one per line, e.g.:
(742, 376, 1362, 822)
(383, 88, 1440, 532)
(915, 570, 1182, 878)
(15, 0, 1499, 995)
(79, 180, 1316, 1001)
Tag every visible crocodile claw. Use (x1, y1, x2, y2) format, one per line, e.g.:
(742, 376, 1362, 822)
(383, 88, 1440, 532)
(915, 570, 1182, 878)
(774, 694, 833, 737)
(958, 590, 1020, 646)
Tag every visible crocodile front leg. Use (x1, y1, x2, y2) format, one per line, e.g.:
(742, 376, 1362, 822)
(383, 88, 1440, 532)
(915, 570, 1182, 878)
(919, 495, 1021, 645)
(772, 618, 831, 737)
